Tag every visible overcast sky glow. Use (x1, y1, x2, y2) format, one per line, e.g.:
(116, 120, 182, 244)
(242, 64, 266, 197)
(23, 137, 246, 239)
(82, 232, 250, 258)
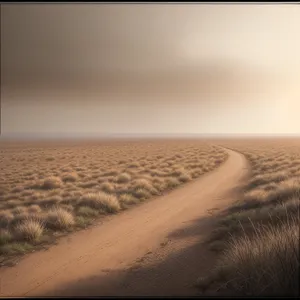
(1, 4, 300, 136)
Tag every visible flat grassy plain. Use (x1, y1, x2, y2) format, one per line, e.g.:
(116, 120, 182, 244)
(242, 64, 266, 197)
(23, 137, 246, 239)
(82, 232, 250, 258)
(0, 139, 228, 263)
(198, 138, 300, 296)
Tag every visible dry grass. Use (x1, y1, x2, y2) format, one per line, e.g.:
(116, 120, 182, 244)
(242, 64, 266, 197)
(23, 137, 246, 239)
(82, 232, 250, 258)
(27, 204, 42, 214)
(79, 192, 121, 213)
(62, 172, 79, 183)
(119, 193, 139, 206)
(42, 176, 63, 189)
(14, 218, 44, 242)
(99, 181, 115, 193)
(46, 207, 75, 230)
(198, 138, 300, 296)
(213, 220, 299, 296)
(0, 139, 228, 260)
(165, 177, 181, 189)
(0, 229, 12, 245)
(116, 173, 131, 183)
(77, 206, 99, 217)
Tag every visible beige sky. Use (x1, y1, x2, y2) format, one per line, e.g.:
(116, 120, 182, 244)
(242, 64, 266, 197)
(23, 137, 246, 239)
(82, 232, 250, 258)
(1, 4, 300, 136)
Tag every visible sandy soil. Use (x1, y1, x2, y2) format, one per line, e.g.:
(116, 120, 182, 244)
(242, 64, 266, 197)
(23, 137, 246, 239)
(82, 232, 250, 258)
(0, 148, 248, 297)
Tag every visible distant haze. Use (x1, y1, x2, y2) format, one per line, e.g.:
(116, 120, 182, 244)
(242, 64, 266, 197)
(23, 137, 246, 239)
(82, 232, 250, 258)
(1, 4, 300, 137)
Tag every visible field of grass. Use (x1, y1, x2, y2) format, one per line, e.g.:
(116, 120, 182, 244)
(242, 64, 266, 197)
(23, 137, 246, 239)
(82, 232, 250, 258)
(197, 139, 300, 296)
(0, 139, 228, 262)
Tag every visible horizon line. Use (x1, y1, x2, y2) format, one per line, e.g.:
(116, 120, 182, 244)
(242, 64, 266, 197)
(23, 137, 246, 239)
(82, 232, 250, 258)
(1, 132, 300, 141)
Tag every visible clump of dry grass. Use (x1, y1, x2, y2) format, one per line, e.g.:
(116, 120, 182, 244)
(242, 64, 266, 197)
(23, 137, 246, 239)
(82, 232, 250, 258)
(14, 218, 44, 242)
(128, 162, 140, 168)
(179, 172, 192, 183)
(116, 173, 131, 183)
(171, 167, 187, 177)
(165, 177, 181, 189)
(62, 172, 78, 182)
(131, 178, 153, 191)
(45, 207, 75, 230)
(79, 192, 121, 213)
(42, 176, 63, 189)
(191, 170, 202, 178)
(100, 181, 115, 193)
(119, 193, 138, 205)
(77, 206, 98, 217)
(27, 204, 42, 214)
(133, 188, 151, 200)
(12, 206, 27, 215)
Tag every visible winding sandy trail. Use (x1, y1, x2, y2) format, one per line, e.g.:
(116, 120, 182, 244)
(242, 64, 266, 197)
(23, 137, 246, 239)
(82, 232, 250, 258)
(0, 148, 248, 297)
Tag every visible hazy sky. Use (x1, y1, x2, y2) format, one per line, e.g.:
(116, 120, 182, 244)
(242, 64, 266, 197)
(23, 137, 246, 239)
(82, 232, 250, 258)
(1, 4, 300, 136)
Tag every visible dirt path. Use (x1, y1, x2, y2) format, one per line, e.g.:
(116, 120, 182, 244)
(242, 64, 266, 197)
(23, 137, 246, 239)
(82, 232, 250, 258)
(0, 149, 248, 297)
